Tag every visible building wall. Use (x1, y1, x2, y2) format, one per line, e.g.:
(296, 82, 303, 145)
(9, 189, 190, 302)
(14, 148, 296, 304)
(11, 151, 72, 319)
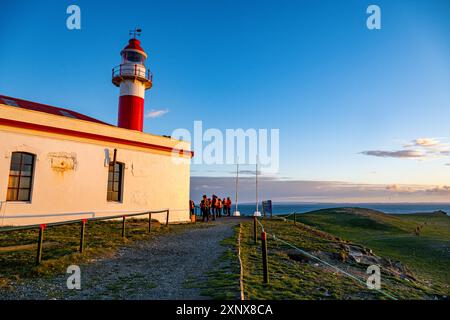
(0, 107, 191, 226)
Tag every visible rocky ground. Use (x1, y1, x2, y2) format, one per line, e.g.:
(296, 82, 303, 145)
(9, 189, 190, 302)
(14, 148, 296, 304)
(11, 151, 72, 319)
(1, 217, 245, 300)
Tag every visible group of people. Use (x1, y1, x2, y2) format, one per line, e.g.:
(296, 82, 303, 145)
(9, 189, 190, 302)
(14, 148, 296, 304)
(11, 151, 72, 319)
(190, 195, 232, 222)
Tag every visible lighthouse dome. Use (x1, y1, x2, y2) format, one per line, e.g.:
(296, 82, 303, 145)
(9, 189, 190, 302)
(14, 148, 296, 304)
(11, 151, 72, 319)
(124, 39, 145, 52)
(121, 39, 147, 63)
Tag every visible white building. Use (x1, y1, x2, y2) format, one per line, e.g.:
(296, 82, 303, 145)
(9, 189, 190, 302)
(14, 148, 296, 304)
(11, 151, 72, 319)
(0, 37, 192, 226)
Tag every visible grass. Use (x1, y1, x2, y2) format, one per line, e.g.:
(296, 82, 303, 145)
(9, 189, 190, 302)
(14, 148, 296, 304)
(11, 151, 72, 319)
(0, 218, 201, 289)
(295, 208, 450, 295)
(236, 216, 447, 300)
(2, 210, 448, 300)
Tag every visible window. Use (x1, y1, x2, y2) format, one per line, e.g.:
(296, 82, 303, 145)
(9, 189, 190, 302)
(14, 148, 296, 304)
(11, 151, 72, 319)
(7, 152, 35, 201)
(59, 110, 77, 119)
(123, 51, 145, 64)
(107, 162, 124, 202)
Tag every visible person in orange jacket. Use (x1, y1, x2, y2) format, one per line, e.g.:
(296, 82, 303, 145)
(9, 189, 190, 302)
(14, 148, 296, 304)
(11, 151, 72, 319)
(226, 197, 232, 216)
(217, 198, 223, 217)
(200, 195, 209, 222)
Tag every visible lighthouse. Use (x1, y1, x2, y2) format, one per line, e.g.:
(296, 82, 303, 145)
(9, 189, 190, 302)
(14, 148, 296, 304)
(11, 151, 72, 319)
(112, 29, 152, 131)
(0, 28, 193, 227)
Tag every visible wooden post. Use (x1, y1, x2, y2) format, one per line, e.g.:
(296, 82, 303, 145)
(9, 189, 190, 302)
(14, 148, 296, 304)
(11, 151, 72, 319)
(122, 216, 126, 238)
(261, 230, 269, 284)
(79, 219, 86, 253)
(148, 212, 152, 233)
(166, 210, 169, 227)
(253, 216, 257, 244)
(294, 212, 296, 224)
(36, 224, 45, 266)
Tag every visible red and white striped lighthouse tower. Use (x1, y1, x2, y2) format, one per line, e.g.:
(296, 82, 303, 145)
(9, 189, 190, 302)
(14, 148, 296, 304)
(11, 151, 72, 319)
(112, 29, 152, 131)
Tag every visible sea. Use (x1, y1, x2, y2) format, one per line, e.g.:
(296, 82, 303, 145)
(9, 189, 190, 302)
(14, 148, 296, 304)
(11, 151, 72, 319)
(231, 203, 450, 216)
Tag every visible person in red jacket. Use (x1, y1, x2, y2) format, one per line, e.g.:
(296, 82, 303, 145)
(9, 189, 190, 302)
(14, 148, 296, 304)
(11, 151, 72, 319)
(226, 197, 232, 216)
(217, 198, 223, 218)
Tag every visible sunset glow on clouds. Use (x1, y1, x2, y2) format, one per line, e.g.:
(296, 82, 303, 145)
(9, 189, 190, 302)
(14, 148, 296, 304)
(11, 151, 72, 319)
(361, 138, 450, 161)
(191, 176, 450, 203)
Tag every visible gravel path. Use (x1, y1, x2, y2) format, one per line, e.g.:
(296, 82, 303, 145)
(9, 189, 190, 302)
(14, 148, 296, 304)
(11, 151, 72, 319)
(1, 217, 246, 300)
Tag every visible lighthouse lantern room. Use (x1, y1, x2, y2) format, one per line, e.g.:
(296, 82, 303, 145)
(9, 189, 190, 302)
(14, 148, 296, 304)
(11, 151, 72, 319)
(112, 28, 152, 132)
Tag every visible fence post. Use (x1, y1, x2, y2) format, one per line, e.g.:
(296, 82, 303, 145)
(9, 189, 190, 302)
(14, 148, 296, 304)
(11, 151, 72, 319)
(294, 212, 296, 224)
(166, 210, 169, 227)
(36, 224, 45, 266)
(79, 219, 86, 253)
(253, 216, 257, 244)
(122, 216, 126, 238)
(148, 212, 152, 233)
(261, 230, 269, 284)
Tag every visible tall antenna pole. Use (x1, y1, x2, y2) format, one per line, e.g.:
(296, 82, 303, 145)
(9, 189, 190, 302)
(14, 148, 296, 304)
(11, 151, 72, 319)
(235, 160, 239, 213)
(255, 159, 258, 213)
(254, 155, 261, 217)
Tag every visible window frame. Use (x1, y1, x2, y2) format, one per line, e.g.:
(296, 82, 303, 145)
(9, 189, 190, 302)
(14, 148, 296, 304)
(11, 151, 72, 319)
(122, 51, 145, 64)
(107, 161, 124, 203)
(6, 152, 36, 202)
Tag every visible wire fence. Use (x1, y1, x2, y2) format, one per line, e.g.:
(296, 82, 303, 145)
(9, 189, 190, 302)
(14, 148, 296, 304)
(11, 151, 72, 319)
(250, 214, 398, 300)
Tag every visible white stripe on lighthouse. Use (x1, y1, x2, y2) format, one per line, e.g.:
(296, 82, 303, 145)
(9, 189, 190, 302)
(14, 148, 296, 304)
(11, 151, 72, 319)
(119, 80, 146, 98)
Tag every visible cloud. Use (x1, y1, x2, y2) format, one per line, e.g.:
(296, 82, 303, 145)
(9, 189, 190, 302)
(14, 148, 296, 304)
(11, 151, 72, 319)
(361, 150, 425, 158)
(386, 184, 400, 191)
(228, 170, 263, 175)
(190, 177, 450, 203)
(425, 185, 450, 195)
(145, 109, 169, 119)
(362, 137, 450, 160)
(409, 138, 440, 147)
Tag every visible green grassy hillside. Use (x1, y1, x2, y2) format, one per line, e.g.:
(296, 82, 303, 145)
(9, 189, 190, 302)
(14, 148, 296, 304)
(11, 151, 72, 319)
(296, 208, 450, 294)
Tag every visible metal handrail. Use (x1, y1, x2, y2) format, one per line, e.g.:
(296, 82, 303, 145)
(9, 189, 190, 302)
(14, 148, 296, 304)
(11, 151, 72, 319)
(0, 209, 169, 233)
(111, 64, 153, 82)
(0, 209, 171, 265)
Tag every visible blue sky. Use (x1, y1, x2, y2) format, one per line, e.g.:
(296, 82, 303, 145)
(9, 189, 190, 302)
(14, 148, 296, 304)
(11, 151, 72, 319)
(1, 1, 449, 202)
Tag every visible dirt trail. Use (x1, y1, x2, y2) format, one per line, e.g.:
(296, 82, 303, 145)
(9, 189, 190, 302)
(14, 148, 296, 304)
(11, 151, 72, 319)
(1, 218, 245, 300)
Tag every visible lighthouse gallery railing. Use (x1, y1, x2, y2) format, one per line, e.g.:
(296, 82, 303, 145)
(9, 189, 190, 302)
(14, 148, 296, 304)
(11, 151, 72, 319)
(112, 64, 153, 82)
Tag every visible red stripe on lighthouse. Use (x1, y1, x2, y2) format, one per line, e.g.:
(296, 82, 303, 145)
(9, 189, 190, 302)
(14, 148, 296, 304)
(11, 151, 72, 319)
(118, 95, 144, 131)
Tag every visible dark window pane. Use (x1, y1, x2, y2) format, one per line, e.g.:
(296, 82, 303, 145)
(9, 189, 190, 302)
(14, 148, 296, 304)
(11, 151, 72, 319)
(22, 154, 33, 165)
(18, 189, 30, 201)
(107, 162, 123, 202)
(21, 165, 33, 176)
(10, 161, 21, 172)
(19, 177, 31, 188)
(8, 152, 34, 202)
(11, 152, 22, 163)
(6, 189, 18, 201)
(8, 176, 19, 188)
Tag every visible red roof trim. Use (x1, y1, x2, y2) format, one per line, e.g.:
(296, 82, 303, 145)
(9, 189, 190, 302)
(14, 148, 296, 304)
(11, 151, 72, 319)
(0, 95, 110, 125)
(0, 118, 194, 158)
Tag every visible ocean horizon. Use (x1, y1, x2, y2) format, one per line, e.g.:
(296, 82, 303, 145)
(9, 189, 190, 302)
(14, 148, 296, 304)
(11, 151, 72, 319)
(231, 202, 450, 216)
